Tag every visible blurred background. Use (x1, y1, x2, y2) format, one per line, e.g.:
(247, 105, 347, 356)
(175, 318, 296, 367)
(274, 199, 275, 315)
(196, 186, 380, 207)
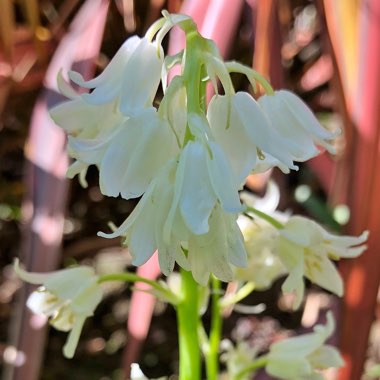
(0, 0, 379, 379)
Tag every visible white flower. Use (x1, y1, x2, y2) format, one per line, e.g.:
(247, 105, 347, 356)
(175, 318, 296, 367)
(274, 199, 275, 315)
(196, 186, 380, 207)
(50, 73, 125, 185)
(278, 216, 368, 309)
(14, 259, 102, 358)
(68, 36, 163, 116)
(207, 93, 299, 177)
(266, 312, 344, 379)
(258, 90, 340, 160)
(130, 363, 167, 380)
(236, 215, 285, 290)
(220, 339, 257, 380)
(99, 138, 247, 285)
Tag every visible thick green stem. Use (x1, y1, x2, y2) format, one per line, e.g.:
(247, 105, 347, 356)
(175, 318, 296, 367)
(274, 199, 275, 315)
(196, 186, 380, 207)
(176, 269, 201, 380)
(206, 277, 222, 380)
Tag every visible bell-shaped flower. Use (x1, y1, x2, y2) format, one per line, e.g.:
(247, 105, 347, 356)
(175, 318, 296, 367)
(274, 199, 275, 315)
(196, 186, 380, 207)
(236, 214, 285, 290)
(50, 73, 126, 185)
(278, 216, 368, 309)
(258, 90, 340, 160)
(207, 92, 299, 178)
(68, 36, 163, 116)
(99, 136, 247, 284)
(14, 260, 102, 358)
(266, 312, 344, 379)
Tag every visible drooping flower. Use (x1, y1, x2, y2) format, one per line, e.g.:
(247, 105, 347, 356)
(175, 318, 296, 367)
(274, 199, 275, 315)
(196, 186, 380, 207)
(68, 36, 163, 116)
(14, 259, 102, 358)
(278, 216, 369, 309)
(207, 92, 301, 177)
(266, 312, 344, 379)
(50, 73, 126, 186)
(258, 90, 340, 160)
(50, 34, 166, 189)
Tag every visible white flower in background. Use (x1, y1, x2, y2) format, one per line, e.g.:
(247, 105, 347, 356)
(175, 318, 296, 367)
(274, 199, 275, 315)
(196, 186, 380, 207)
(278, 216, 368, 309)
(14, 259, 102, 358)
(130, 363, 167, 380)
(258, 90, 340, 160)
(266, 312, 344, 379)
(99, 137, 247, 285)
(68, 36, 163, 116)
(236, 214, 285, 290)
(220, 339, 258, 380)
(207, 93, 300, 177)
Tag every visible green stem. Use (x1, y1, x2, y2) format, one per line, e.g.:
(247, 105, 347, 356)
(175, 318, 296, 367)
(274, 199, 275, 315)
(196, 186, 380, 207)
(245, 206, 284, 229)
(225, 61, 274, 95)
(145, 16, 165, 41)
(219, 282, 255, 309)
(97, 273, 178, 304)
(181, 30, 204, 145)
(235, 356, 268, 380)
(206, 277, 222, 380)
(176, 269, 201, 380)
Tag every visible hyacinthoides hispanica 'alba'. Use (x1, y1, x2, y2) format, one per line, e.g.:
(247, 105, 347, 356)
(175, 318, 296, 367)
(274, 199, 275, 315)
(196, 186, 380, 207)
(14, 10, 369, 380)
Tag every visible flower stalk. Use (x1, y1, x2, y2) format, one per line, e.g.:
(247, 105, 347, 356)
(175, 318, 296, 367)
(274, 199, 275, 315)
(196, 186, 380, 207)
(176, 269, 201, 380)
(206, 276, 222, 380)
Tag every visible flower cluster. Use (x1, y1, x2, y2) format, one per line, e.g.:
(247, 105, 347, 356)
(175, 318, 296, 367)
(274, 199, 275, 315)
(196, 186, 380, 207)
(50, 12, 339, 284)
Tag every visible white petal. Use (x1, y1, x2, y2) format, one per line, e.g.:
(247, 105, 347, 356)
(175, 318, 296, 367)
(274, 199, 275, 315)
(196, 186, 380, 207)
(309, 345, 344, 369)
(188, 208, 234, 284)
(70, 282, 103, 315)
(259, 93, 320, 161)
(70, 36, 142, 105)
(232, 92, 297, 171)
(120, 118, 176, 199)
(50, 99, 96, 135)
(280, 90, 338, 141)
(266, 356, 312, 379)
(98, 178, 157, 239)
(120, 38, 163, 116)
(50, 307, 76, 332)
(26, 289, 62, 316)
(207, 141, 243, 213)
(179, 141, 216, 234)
(224, 214, 247, 267)
(306, 255, 343, 297)
(208, 95, 257, 184)
(130, 363, 148, 380)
